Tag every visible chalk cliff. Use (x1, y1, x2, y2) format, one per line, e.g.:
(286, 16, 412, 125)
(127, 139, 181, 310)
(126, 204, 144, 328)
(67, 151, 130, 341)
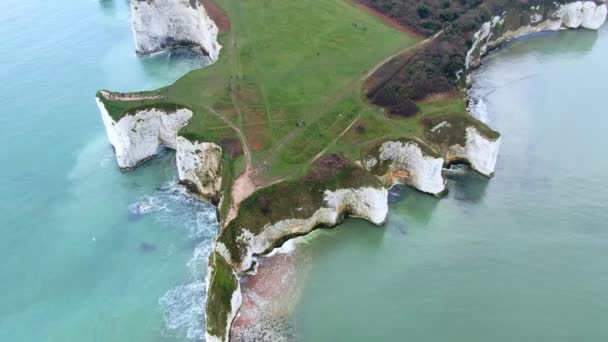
(206, 184, 388, 342)
(364, 139, 446, 196)
(215, 187, 388, 274)
(131, 0, 221, 60)
(176, 137, 223, 201)
(96, 98, 192, 170)
(446, 126, 501, 177)
(96, 96, 222, 199)
(466, 1, 608, 70)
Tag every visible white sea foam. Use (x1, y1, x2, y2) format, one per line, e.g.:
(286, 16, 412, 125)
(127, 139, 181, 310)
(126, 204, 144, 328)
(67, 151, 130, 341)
(147, 182, 218, 341)
(128, 195, 167, 215)
(159, 280, 206, 340)
(468, 96, 490, 124)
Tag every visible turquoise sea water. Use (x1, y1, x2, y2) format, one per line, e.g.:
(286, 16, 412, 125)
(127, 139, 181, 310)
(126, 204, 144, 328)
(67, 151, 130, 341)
(2, 1, 608, 341)
(295, 27, 608, 341)
(0, 1, 216, 341)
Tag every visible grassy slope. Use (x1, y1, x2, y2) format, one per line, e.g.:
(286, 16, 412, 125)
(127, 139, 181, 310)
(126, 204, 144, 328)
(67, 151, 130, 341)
(102, 0, 421, 178)
(99, 0, 498, 187)
(96, 1, 503, 339)
(205, 252, 238, 339)
(95, 0, 504, 224)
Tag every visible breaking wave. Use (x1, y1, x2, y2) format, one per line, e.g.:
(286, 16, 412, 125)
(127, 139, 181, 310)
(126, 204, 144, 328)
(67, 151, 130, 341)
(130, 180, 218, 341)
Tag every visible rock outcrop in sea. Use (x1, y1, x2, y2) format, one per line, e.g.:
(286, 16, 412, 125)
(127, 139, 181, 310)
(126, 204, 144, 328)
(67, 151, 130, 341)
(96, 94, 223, 200)
(95, 2, 608, 342)
(364, 139, 446, 196)
(131, 0, 221, 60)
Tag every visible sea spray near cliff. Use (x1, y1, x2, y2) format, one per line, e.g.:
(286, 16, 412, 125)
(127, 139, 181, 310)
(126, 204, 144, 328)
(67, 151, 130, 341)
(133, 181, 219, 340)
(0, 0, 224, 340)
(293, 25, 608, 342)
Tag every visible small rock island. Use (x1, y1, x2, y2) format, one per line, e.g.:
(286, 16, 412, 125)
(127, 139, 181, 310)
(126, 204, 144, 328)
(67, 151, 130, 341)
(95, 1, 607, 341)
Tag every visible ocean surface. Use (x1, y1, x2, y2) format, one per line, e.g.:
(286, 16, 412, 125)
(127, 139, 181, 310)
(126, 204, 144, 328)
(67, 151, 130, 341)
(2, 1, 608, 341)
(294, 26, 608, 341)
(0, 0, 216, 341)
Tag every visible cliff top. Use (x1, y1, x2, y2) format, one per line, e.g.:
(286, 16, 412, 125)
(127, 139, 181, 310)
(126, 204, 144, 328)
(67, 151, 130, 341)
(100, 0, 499, 223)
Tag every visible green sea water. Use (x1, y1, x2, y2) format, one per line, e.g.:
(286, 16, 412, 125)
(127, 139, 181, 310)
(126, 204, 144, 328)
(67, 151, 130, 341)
(294, 27, 608, 341)
(0, 1, 217, 341)
(2, 1, 608, 341)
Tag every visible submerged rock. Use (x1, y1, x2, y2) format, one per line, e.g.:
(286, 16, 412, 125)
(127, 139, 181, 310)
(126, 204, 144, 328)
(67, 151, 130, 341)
(139, 242, 157, 253)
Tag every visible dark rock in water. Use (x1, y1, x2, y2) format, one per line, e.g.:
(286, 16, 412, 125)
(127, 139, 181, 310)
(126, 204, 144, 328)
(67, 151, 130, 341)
(388, 184, 407, 203)
(140, 242, 157, 253)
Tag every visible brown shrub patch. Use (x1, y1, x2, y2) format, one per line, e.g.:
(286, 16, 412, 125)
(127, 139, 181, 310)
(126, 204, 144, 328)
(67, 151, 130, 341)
(219, 137, 243, 158)
(353, 0, 424, 37)
(244, 119, 270, 152)
(201, 0, 231, 32)
(304, 153, 350, 182)
(236, 86, 260, 104)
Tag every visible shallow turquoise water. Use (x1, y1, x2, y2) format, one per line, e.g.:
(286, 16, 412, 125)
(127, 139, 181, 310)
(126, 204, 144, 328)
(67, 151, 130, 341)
(0, 1, 216, 341)
(295, 27, 608, 341)
(3, 1, 608, 341)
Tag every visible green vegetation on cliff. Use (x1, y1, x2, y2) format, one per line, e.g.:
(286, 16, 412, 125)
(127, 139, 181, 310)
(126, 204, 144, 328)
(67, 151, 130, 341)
(205, 252, 239, 339)
(363, 0, 591, 117)
(218, 154, 382, 265)
(99, 1, 507, 338)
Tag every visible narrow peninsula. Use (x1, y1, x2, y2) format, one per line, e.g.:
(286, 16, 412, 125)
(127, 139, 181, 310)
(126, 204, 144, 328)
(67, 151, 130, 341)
(95, 0, 607, 341)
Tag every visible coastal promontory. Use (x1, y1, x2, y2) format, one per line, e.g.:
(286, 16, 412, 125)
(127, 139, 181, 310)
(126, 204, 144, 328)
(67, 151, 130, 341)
(95, 0, 607, 341)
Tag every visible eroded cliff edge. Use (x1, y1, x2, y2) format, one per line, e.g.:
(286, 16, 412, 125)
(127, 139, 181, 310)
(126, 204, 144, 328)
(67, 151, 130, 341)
(466, 1, 608, 72)
(96, 91, 224, 201)
(131, 0, 221, 60)
(94, 1, 607, 342)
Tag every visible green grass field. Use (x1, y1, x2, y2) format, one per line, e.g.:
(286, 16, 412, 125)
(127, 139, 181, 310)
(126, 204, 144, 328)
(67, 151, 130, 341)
(97, 1, 503, 339)
(103, 0, 425, 180)
(98, 0, 500, 223)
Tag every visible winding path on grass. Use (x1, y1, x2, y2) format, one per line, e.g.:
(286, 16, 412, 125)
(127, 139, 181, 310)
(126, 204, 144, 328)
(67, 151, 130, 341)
(363, 29, 443, 80)
(206, 104, 256, 224)
(211, 3, 444, 225)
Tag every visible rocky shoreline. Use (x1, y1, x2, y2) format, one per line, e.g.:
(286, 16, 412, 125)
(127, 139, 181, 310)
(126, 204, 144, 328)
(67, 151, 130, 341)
(96, 1, 607, 341)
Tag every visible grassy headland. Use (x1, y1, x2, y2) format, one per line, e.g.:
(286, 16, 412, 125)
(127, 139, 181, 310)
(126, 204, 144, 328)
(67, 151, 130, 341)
(97, 0, 512, 340)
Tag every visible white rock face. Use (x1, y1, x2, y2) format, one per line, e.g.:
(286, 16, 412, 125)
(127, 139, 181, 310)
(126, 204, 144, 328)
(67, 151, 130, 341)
(96, 98, 192, 170)
(131, 0, 221, 60)
(217, 187, 389, 273)
(582, 1, 608, 29)
(447, 127, 501, 177)
(563, 1, 585, 28)
(176, 137, 223, 200)
(465, 1, 607, 69)
(365, 141, 445, 196)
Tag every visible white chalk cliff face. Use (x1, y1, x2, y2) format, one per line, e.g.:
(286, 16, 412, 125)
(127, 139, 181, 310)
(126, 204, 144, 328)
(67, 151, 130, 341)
(96, 98, 223, 199)
(466, 1, 608, 69)
(364, 140, 446, 196)
(176, 137, 223, 200)
(96, 98, 193, 170)
(447, 127, 501, 177)
(215, 187, 389, 274)
(131, 0, 221, 60)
